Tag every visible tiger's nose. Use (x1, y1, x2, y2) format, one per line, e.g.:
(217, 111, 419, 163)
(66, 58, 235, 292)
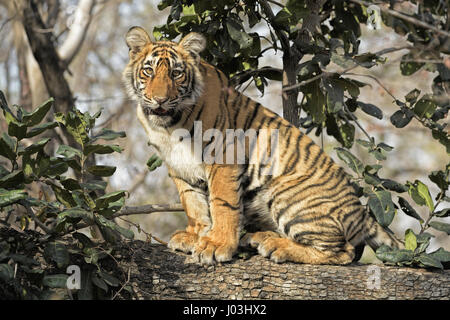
(153, 96, 169, 105)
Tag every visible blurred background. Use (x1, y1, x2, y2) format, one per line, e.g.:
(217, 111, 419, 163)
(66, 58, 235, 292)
(0, 0, 448, 255)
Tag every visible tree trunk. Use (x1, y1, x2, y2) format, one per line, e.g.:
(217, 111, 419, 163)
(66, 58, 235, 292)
(115, 241, 450, 300)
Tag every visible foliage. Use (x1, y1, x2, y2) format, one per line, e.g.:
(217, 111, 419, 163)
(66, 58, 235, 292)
(151, 0, 449, 268)
(0, 91, 132, 299)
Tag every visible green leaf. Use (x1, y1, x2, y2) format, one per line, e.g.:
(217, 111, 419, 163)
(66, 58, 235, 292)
(356, 139, 374, 148)
(400, 53, 424, 76)
(368, 190, 395, 228)
(87, 165, 116, 177)
(376, 248, 414, 263)
(429, 221, 450, 234)
(56, 145, 82, 159)
(80, 180, 107, 192)
(404, 229, 417, 251)
(96, 215, 134, 240)
(0, 165, 8, 178)
(47, 182, 76, 208)
(339, 122, 355, 148)
(335, 147, 364, 176)
(43, 274, 69, 288)
(405, 88, 421, 104)
(0, 91, 16, 120)
(363, 172, 381, 186)
(0, 170, 24, 188)
(429, 248, 450, 262)
(0, 264, 14, 281)
(98, 197, 124, 218)
(98, 270, 119, 287)
(91, 128, 126, 142)
(95, 190, 127, 210)
(323, 78, 344, 113)
(83, 144, 123, 156)
(44, 158, 69, 177)
(287, 0, 308, 22)
(226, 21, 253, 50)
(60, 177, 82, 191)
(22, 98, 54, 126)
(414, 95, 437, 119)
(416, 232, 434, 243)
(25, 121, 58, 138)
(429, 170, 448, 191)
(18, 138, 51, 156)
(273, 8, 292, 29)
(369, 149, 386, 161)
(382, 179, 408, 193)
(0, 133, 17, 161)
(302, 79, 326, 124)
(416, 254, 443, 269)
(390, 109, 413, 128)
(44, 242, 70, 268)
(92, 274, 109, 292)
(147, 154, 163, 172)
(398, 197, 423, 222)
(357, 102, 383, 119)
(0, 189, 27, 207)
(365, 164, 382, 174)
(6, 115, 27, 141)
(257, 66, 282, 81)
(61, 111, 89, 146)
(407, 180, 434, 211)
(435, 208, 450, 217)
(378, 142, 393, 151)
(73, 232, 94, 248)
(57, 208, 94, 225)
(9, 254, 39, 266)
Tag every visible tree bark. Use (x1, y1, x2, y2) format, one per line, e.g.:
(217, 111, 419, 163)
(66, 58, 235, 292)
(21, 0, 75, 118)
(260, 0, 327, 127)
(115, 241, 450, 300)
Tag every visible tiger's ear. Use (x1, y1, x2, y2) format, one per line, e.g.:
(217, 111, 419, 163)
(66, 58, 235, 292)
(125, 26, 151, 57)
(179, 32, 206, 58)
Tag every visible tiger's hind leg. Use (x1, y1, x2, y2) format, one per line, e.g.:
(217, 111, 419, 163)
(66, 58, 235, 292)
(240, 231, 355, 265)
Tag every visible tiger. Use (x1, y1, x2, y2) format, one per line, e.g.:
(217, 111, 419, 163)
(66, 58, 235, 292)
(122, 26, 403, 265)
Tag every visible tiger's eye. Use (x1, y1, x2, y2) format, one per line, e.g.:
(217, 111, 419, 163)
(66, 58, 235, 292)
(172, 70, 183, 78)
(142, 67, 153, 77)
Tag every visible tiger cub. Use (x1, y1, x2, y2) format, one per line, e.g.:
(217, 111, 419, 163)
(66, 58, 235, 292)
(122, 27, 402, 265)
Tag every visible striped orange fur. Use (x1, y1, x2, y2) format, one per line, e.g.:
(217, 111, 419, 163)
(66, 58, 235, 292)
(123, 27, 403, 265)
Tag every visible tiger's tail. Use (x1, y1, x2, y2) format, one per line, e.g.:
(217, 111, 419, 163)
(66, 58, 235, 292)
(361, 209, 404, 251)
(349, 208, 404, 259)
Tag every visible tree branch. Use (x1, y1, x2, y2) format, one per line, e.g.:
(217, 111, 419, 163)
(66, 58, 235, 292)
(349, 0, 450, 38)
(112, 203, 184, 218)
(258, 0, 290, 52)
(58, 0, 97, 65)
(21, 0, 74, 114)
(115, 242, 450, 300)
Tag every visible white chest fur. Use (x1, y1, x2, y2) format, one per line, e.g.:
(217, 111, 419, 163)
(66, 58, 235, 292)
(137, 106, 205, 183)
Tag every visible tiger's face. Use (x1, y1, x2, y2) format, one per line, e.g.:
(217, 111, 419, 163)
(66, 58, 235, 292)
(123, 27, 206, 125)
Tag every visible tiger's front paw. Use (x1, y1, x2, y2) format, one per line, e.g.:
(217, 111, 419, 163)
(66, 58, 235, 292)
(168, 230, 198, 254)
(192, 236, 238, 265)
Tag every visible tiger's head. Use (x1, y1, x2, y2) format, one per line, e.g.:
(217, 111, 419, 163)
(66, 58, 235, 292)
(122, 26, 206, 125)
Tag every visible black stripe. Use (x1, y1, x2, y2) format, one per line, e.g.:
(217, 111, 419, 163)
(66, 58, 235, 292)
(211, 197, 240, 211)
(302, 141, 315, 163)
(244, 103, 261, 130)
